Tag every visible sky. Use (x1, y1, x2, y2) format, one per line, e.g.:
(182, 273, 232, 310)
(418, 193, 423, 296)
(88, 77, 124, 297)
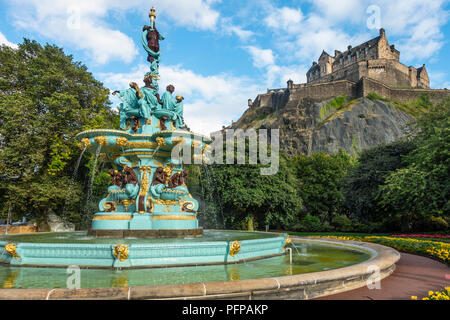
(0, 0, 449, 135)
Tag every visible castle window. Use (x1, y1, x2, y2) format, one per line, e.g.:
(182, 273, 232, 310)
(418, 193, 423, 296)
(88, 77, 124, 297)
(357, 51, 360, 59)
(340, 57, 343, 65)
(365, 47, 369, 55)
(348, 55, 351, 62)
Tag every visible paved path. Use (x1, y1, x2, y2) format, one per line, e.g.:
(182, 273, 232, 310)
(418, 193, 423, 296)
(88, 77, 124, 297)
(316, 252, 449, 300)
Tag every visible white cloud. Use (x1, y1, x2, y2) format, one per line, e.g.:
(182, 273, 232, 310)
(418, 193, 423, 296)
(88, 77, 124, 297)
(243, 45, 308, 88)
(98, 64, 262, 135)
(264, 7, 303, 34)
(307, 0, 366, 24)
(7, 0, 220, 64)
(427, 69, 450, 89)
(375, 0, 449, 62)
(261, 0, 448, 81)
(245, 46, 275, 68)
(0, 32, 18, 49)
(227, 26, 256, 42)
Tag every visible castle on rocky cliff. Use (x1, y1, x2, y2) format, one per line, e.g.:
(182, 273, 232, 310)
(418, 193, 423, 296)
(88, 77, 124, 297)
(306, 28, 429, 89)
(243, 29, 448, 114)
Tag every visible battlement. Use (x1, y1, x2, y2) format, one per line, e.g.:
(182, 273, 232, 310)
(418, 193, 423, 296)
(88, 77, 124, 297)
(249, 78, 449, 112)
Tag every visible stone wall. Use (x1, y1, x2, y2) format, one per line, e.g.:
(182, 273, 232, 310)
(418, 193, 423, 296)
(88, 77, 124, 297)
(0, 225, 37, 234)
(360, 77, 450, 104)
(309, 59, 428, 89)
(250, 77, 449, 113)
(291, 80, 357, 102)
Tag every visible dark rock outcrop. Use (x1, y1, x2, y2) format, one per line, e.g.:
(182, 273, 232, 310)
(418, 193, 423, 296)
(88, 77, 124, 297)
(232, 97, 415, 156)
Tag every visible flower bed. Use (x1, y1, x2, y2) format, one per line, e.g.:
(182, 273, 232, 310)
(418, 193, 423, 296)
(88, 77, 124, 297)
(391, 234, 450, 239)
(411, 288, 450, 300)
(305, 235, 449, 265)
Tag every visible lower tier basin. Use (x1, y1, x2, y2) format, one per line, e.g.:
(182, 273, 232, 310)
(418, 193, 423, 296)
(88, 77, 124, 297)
(0, 232, 400, 299)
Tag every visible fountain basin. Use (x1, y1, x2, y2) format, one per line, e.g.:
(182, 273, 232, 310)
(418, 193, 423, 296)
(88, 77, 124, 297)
(0, 236, 400, 299)
(0, 231, 287, 268)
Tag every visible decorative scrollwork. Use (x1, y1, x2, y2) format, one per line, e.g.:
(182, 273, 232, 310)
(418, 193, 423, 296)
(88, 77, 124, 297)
(116, 137, 129, 147)
(156, 137, 166, 147)
(94, 136, 108, 146)
(5, 243, 19, 259)
(181, 201, 196, 213)
(102, 201, 117, 212)
(229, 241, 241, 257)
(113, 244, 129, 261)
(81, 138, 91, 148)
(154, 199, 179, 206)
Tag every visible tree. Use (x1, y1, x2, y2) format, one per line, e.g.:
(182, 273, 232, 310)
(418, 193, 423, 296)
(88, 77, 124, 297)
(343, 139, 416, 223)
(0, 40, 118, 229)
(378, 98, 450, 231)
(190, 152, 302, 231)
(292, 150, 353, 223)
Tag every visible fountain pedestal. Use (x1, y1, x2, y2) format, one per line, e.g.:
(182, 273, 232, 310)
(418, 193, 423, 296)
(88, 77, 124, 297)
(77, 126, 211, 238)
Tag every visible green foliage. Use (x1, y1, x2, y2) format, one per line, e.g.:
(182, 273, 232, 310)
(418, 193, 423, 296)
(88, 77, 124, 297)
(366, 92, 390, 102)
(343, 139, 416, 222)
(331, 215, 353, 232)
(320, 94, 347, 119)
(189, 151, 303, 231)
(0, 39, 117, 228)
(292, 150, 353, 222)
(391, 93, 433, 118)
(47, 136, 72, 176)
(297, 214, 322, 232)
(378, 98, 450, 231)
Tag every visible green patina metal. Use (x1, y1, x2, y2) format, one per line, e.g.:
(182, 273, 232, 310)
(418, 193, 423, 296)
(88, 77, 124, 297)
(0, 8, 287, 269)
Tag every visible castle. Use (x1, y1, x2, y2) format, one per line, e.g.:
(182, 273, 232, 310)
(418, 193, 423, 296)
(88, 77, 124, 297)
(245, 29, 448, 113)
(306, 29, 429, 89)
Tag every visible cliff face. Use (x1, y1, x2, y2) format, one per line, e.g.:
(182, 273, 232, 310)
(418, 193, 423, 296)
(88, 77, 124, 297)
(233, 95, 415, 156)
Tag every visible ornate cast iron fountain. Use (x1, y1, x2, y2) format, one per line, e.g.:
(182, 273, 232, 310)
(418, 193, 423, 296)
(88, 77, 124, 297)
(76, 7, 211, 238)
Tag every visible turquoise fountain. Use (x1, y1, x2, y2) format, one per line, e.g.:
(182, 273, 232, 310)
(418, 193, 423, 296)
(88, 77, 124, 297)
(0, 7, 288, 269)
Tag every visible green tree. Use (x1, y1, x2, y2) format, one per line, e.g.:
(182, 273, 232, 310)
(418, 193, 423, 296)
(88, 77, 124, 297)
(379, 98, 450, 231)
(0, 40, 118, 229)
(292, 150, 353, 223)
(191, 153, 302, 231)
(343, 140, 416, 223)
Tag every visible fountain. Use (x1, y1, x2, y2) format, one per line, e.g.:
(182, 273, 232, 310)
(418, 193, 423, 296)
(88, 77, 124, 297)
(0, 7, 287, 269)
(0, 8, 400, 299)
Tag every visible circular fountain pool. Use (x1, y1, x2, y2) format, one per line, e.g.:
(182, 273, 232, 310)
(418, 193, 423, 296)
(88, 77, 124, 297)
(0, 239, 371, 289)
(0, 233, 400, 299)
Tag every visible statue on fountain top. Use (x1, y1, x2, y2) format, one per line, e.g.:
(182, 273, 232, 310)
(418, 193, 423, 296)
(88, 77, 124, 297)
(142, 6, 165, 65)
(111, 6, 187, 133)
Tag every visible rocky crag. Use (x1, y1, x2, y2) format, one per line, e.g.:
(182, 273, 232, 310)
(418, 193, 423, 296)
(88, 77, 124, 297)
(231, 94, 418, 156)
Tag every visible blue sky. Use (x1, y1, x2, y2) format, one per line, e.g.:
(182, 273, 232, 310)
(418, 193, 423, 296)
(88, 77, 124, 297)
(0, 0, 449, 135)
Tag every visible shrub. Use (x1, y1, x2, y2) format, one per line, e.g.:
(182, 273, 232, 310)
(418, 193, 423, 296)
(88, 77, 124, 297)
(352, 221, 381, 233)
(298, 214, 322, 232)
(366, 92, 390, 102)
(428, 216, 449, 232)
(331, 215, 353, 232)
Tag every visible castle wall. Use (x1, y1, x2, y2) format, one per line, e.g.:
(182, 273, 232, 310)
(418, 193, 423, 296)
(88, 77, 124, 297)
(251, 77, 448, 115)
(309, 59, 429, 89)
(291, 80, 357, 101)
(360, 77, 449, 104)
